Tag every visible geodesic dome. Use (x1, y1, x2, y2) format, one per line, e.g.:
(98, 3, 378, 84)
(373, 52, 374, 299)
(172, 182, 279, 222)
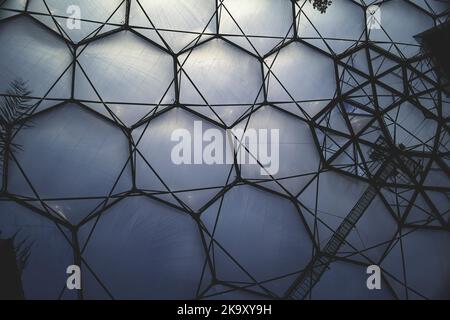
(0, 0, 449, 300)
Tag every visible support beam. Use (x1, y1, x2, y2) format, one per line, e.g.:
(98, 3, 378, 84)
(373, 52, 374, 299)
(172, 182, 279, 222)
(286, 137, 422, 300)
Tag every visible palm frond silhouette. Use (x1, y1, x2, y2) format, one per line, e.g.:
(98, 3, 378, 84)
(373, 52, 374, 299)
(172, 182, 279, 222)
(0, 79, 32, 180)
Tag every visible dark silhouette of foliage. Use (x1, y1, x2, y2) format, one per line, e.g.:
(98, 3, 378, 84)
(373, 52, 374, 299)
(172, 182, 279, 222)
(0, 231, 32, 300)
(0, 79, 32, 172)
(309, 0, 333, 13)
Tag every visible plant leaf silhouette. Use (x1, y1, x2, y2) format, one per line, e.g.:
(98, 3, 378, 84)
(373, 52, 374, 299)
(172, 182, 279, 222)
(0, 79, 32, 172)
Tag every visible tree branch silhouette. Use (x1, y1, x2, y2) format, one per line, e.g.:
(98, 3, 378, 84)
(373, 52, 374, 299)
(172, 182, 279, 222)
(309, 0, 333, 14)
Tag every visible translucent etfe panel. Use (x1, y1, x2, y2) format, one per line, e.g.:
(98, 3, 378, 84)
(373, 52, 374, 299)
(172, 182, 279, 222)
(369, 0, 434, 58)
(296, 0, 365, 54)
(179, 39, 264, 105)
(0, 16, 72, 101)
(311, 261, 393, 299)
(422, 161, 449, 190)
(298, 171, 369, 240)
(75, 31, 175, 105)
(8, 104, 132, 199)
(340, 47, 370, 76)
(219, 0, 294, 56)
(203, 285, 268, 300)
(83, 102, 166, 129)
(385, 102, 439, 151)
(0, 0, 26, 19)
(381, 229, 450, 299)
(201, 185, 312, 297)
(0, 201, 73, 299)
(234, 106, 320, 196)
(28, 0, 126, 43)
(410, 0, 450, 16)
(129, 0, 216, 53)
(346, 194, 398, 263)
(425, 190, 450, 225)
(265, 42, 336, 103)
(132, 108, 233, 211)
(403, 193, 444, 227)
(78, 196, 205, 299)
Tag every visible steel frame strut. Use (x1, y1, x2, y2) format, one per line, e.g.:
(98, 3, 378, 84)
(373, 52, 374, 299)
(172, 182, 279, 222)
(285, 136, 422, 300)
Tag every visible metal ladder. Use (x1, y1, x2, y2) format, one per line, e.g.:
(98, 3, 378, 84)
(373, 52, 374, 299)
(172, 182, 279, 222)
(286, 137, 421, 300)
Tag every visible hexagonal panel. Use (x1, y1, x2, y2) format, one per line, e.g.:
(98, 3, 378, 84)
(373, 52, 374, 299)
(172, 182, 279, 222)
(8, 103, 132, 199)
(75, 31, 175, 124)
(265, 42, 336, 104)
(132, 108, 234, 211)
(179, 39, 264, 126)
(234, 105, 320, 196)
